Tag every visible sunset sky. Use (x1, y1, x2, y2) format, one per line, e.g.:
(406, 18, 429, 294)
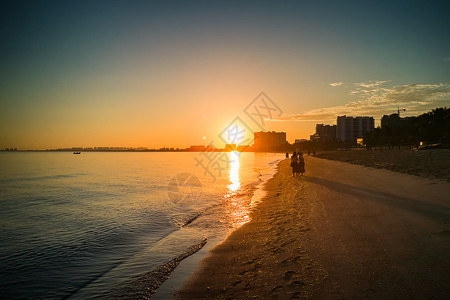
(1, 0, 449, 149)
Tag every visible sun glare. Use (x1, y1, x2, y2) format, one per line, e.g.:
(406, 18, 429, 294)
(228, 151, 241, 192)
(225, 151, 251, 228)
(223, 120, 252, 146)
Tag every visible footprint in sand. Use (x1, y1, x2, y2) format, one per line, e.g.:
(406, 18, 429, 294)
(253, 262, 263, 270)
(271, 247, 282, 254)
(288, 280, 306, 288)
(270, 285, 283, 294)
(281, 239, 296, 247)
(283, 270, 297, 280)
(231, 280, 242, 286)
(294, 255, 304, 262)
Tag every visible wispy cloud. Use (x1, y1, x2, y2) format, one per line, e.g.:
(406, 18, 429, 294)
(274, 83, 450, 123)
(329, 82, 343, 87)
(443, 57, 450, 62)
(354, 80, 389, 88)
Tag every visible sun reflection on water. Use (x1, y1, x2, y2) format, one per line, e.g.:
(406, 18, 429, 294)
(225, 151, 251, 228)
(228, 151, 241, 193)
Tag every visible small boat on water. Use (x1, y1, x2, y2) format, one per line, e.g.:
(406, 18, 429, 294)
(73, 152, 81, 154)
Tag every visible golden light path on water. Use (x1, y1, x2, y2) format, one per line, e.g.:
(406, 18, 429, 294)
(228, 151, 241, 192)
(226, 151, 251, 228)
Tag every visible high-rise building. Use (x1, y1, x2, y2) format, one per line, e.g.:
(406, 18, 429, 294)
(336, 116, 374, 142)
(310, 124, 336, 142)
(295, 139, 308, 143)
(253, 131, 287, 151)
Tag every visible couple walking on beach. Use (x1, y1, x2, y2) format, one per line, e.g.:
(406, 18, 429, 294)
(290, 152, 305, 177)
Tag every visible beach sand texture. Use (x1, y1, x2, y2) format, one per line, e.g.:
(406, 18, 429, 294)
(316, 149, 450, 181)
(176, 157, 450, 299)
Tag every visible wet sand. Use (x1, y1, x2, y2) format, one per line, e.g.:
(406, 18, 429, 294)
(176, 157, 450, 299)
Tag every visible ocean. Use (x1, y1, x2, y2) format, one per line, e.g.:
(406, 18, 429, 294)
(0, 151, 283, 299)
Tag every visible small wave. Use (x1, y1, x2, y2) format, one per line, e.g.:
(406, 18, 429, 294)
(174, 179, 262, 227)
(111, 238, 208, 299)
(268, 158, 283, 165)
(179, 209, 208, 228)
(0, 174, 87, 184)
(63, 231, 174, 300)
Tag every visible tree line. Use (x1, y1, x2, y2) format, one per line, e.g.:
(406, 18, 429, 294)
(363, 107, 450, 149)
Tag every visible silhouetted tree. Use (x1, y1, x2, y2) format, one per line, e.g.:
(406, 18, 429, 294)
(363, 107, 450, 149)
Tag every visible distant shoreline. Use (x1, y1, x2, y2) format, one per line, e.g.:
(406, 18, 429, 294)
(0, 149, 191, 152)
(0, 150, 287, 153)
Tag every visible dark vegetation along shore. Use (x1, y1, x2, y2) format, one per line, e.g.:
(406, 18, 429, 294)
(315, 149, 450, 182)
(364, 107, 450, 149)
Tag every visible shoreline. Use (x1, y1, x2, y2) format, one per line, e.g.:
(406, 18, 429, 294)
(176, 157, 450, 299)
(147, 157, 283, 299)
(175, 159, 322, 298)
(111, 238, 208, 298)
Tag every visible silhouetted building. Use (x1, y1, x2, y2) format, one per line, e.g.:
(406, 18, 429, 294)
(224, 144, 237, 151)
(253, 131, 287, 151)
(237, 145, 253, 152)
(189, 145, 206, 152)
(310, 133, 320, 141)
(295, 139, 308, 143)
(337, 116, 374, 142)
(310, 124, 336, 142)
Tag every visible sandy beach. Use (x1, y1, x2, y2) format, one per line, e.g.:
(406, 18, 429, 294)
(315, 149, 450, 181)
(176, 156, 450, 299)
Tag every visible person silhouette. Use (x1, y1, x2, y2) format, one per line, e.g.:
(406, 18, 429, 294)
(298, 153, 305, 176)
(290, 152, 298, 177)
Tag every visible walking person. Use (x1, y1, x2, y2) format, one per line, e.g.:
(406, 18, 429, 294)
(298, 152, 305, 176)
(290, 152, 298, 177)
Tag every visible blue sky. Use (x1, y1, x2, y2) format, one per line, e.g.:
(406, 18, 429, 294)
(1, 0, 449, 148)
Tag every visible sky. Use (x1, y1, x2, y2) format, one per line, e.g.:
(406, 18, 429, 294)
(1, 0, 449, 149)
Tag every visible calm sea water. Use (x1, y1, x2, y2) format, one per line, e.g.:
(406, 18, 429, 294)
(0, 152, 283, 299)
